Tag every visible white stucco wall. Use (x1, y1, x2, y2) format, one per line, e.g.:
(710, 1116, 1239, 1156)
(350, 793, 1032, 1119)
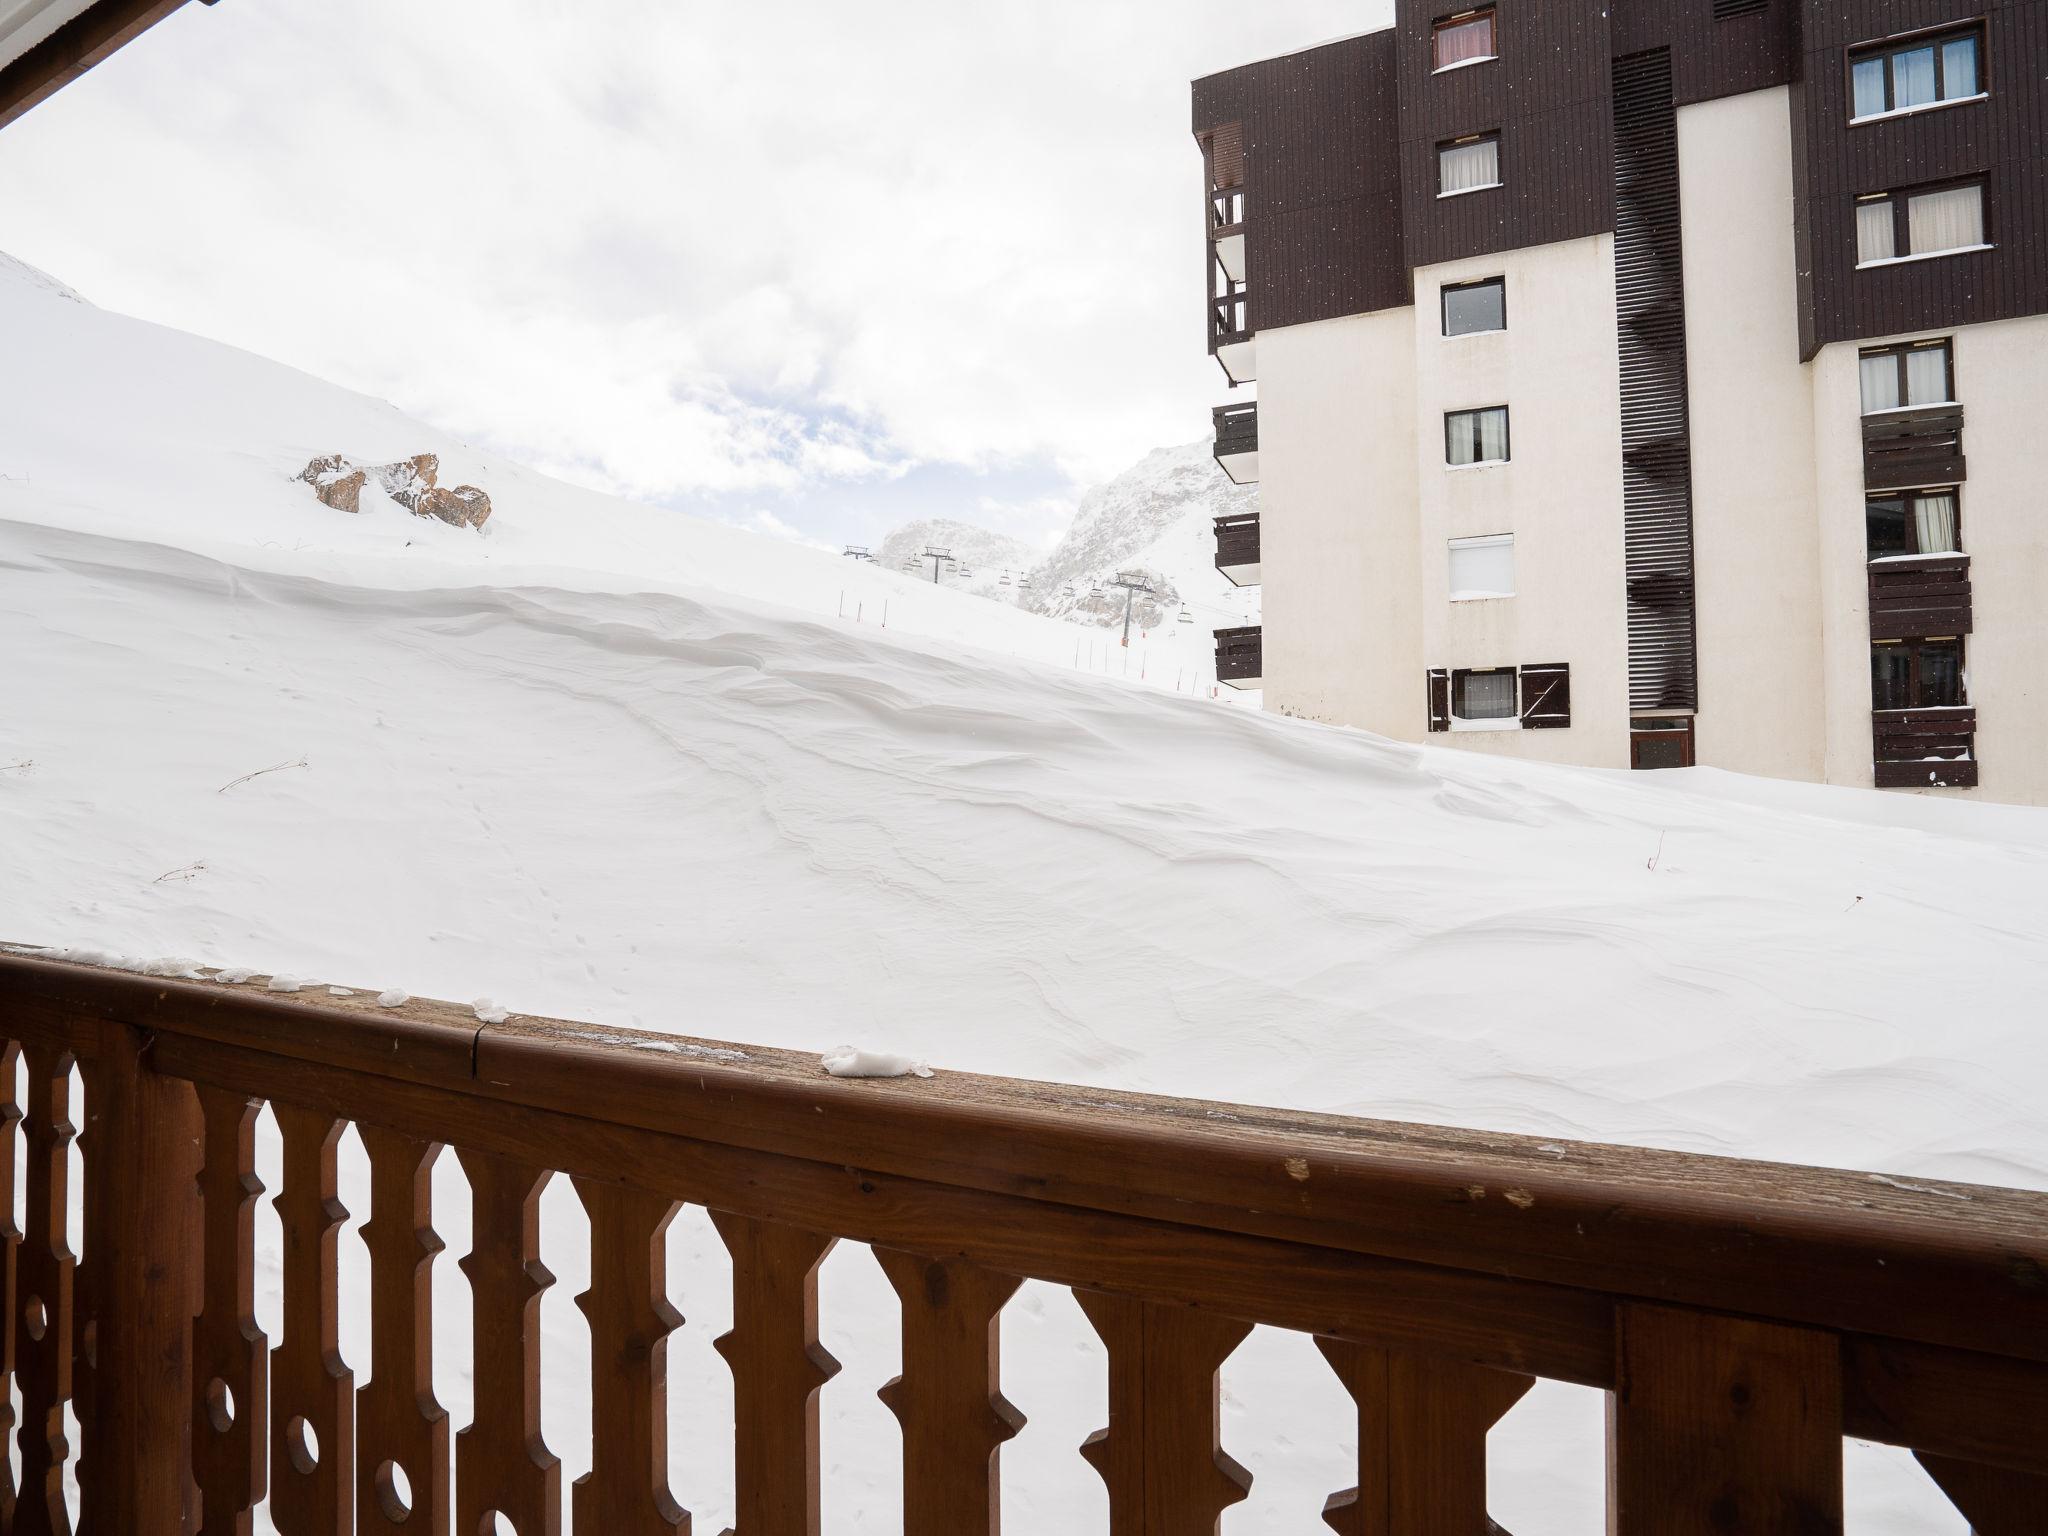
(1679, 87, 1826, 781)
(1255, 309, 1422, 734)
(1412, 238, 1631, 766)
(1813, 314, 2048, 805)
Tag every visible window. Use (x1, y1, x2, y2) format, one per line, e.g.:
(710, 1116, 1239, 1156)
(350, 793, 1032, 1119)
(1448, 534, 1514, 599)
(1433, 9, 1496, 70)
(1441, 277, 1505, 336)
(1438, 135, 1500, 197)
(1428, 664, 1571, 731)
(1453, 668, 1517, 720)
(1858, 338, 1952, 412)
(1871, 638, 1964, 711)
(1445, 406, 1509, 466)
(1631, 716, 1696, 769)
(1851, 27, 1982, 121)
(1866, 489, 1960, 557)
(1856, 182, 1986, 265)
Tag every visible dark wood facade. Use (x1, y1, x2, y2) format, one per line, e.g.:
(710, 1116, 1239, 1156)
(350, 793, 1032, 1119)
(1793, 0, 2048, 357)
(1869, 553, 1974, 639)
(1864, 403, 1969, 488)
(1193, 0, 2044, 355)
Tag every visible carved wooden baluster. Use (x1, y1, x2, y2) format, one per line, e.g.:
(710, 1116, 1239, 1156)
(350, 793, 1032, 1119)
(572, 1180, 686, 1533)
(1075, 1291, 1253, 1535)
(191, 1087, 269, 1535)
(874, 1250, 1024, 1536)
(269, 1106, 355, 1536)
(16, 1043, 77, 1536)
(0, 1039, 22, 1530)
(1608, 1304, 1842, 1536)
(455, 1148, 561, 1536)
(709, 1212, 839, 1536)
(1915, 1452, 2048, 1536)
(356, 1126, 449, 1533)
(1314, 1338, 1532, 1535)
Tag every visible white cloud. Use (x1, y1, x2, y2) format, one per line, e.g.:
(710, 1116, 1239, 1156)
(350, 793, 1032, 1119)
(0, 0, 1384, 527)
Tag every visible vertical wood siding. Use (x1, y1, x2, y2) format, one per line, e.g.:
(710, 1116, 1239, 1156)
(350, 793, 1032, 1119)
(1793, 0, 2048, 356)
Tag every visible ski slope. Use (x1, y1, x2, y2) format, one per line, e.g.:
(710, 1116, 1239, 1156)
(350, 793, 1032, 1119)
(4, 255, 2044, 1533)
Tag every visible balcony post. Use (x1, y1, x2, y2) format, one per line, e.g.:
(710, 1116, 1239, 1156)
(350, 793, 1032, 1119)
(84, 1018, 201, 1535)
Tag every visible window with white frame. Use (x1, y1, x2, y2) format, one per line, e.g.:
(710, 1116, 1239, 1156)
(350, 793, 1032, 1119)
(1851, 27, 1983, 121)
(1856, 182, 1986, 265)
(1858, 338, 1953, 413)
(1438, 135, 1500, 197)
(1448, 534, 1515, 599)
(1445, 406, 1509, 466)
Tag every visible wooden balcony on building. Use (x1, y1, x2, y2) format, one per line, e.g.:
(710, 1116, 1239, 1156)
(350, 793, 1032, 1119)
(3, 948, 2043, 1533)
(1869, 553, 1972, 641)
(1873, 706, 1978, 789)
(1214, 623, 1262, 688)
(1212, 400, 1259, 485)
(1214, 511, 1261, 586)
(1864, 404, 1967, 492)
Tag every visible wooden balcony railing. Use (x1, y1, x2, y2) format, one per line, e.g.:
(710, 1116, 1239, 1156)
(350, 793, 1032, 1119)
(1863, 405, 1967, 492)
(1214, 623, 1262, 686)
(1869, 553, 1972, 641)
(1874, 705, 1979, 789)
(1213, 512, 1261, 584)
(1212, 400, 1258, 461)
(1, 949, 2044, 1533)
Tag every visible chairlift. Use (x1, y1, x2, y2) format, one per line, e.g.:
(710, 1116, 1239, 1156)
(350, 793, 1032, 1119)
(1089, 584, 1105, 598)
(959, 566, 975, 578)
(999, 573, 1012, 588)
(1062, 585, 1076, 598)
(1177, 606, 1193, 624)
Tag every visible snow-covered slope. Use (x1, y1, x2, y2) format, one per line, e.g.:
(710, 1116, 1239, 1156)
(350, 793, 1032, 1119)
(3, 255, 2039, 1535)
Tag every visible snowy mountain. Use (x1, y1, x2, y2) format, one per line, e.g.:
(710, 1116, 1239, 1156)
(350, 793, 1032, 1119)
(1024, 441, 1260, 636)
(872, 516, 1042, 601)
(3, 252, 2042, 1535)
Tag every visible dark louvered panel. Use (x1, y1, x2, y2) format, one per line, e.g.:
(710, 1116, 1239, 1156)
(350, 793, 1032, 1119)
(1613, 49, 1698, 714)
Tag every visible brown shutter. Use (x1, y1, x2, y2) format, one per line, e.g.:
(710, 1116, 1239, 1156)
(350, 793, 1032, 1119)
(1520, 664, 1571, 728)
(1428, 669, 1450, 732)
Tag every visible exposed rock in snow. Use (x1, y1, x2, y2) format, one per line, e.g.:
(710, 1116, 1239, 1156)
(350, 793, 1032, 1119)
(297, 452, 492, 528)
(821, 1047, 934, 1079)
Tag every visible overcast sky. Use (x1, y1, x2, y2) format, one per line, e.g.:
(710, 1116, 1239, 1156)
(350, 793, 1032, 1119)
(0, 1, 1383, 547)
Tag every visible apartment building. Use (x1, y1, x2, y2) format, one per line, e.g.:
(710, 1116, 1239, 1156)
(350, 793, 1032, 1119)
(1196, 0, 2047, 802)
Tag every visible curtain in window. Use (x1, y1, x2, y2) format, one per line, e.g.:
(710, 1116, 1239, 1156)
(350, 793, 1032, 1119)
(1856, 200, 1896, 263)
(1908, 184, 1983, 254)
(1476, 407, 1507, 462)
(1914, 492, 1959, 553)
(1892, 46, 1938, 109)
(1852, 58, 1887, 117)
(1941, 36, 1978, 97)
(1905, 346, 1949, 405)
(1918, 642, 1963, 707)
(1436, 16, 1493, 67)
(1439, 139, 1499, 194)
(1458, 671, 1516, 719)
(1859, 352, 1901, 412)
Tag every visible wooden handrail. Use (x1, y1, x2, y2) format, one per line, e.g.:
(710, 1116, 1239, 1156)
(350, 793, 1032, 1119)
(2, 947, 2044, 1530)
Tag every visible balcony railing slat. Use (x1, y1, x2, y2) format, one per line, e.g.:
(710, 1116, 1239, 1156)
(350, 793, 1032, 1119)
(0, 1041, 16, 1528)
(355, 1125, 447, 1534)
(191, 1086, 268, 1536)
(1076, 1291, 1252, 1533)
(709, 1212, 840, 1536)
(270, 1106, 354, 1536)
(16, 1041, 78, 1536)
(875, 1251, 1025, 1536)
(1316, 1340, 1533, 1535)
(453, 1149, 561, 1536)
(1608, 1305, 1841, 1536)
(571, 1180, 687, 1533)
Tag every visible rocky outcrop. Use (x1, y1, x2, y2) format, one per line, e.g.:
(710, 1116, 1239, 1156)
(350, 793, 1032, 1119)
(296, 452, 492, 529)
